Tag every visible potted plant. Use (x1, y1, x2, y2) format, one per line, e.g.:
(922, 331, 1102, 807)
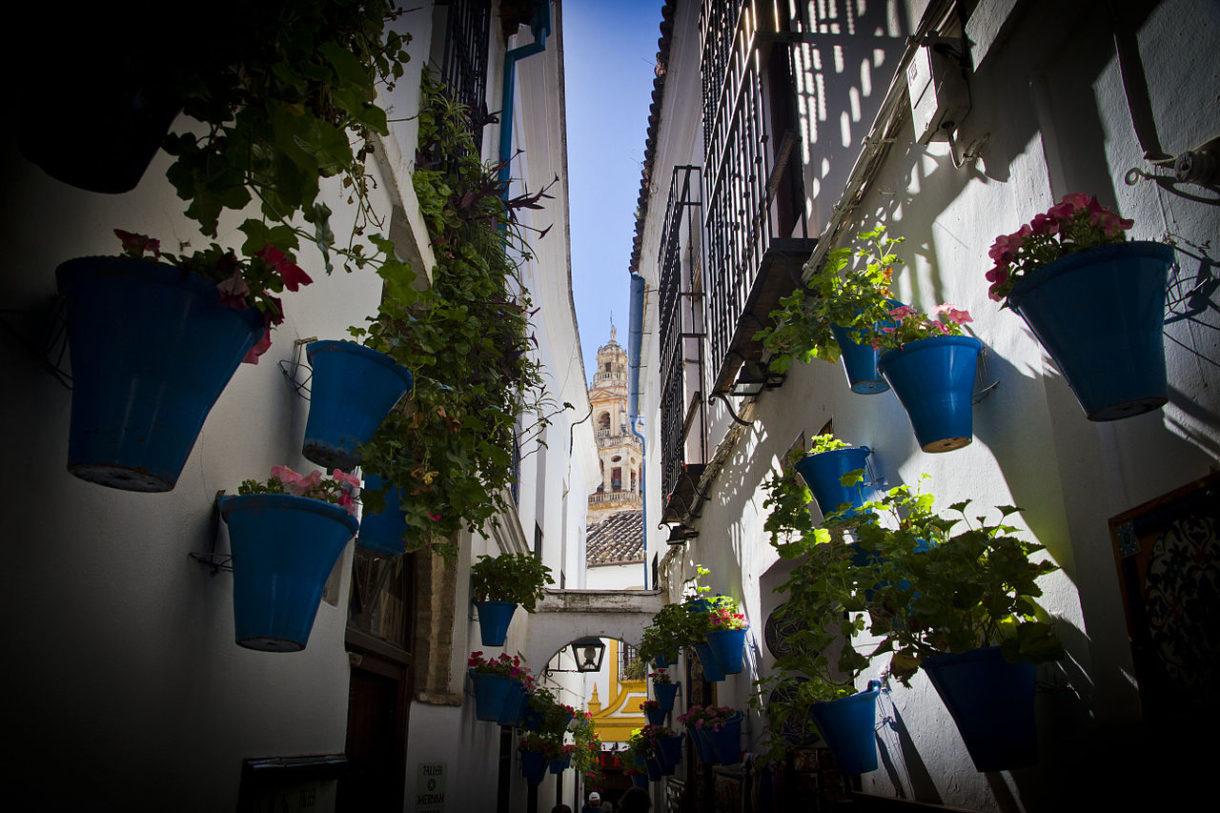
(499, 670, 536, 728)
(756, 479, 884, 773)
(871, 301, 979, 453)
(642, 724, 683, 774)
(700, 600, 750, 676)
(638, 603, 699, 668)
(642, 700, 667, 726)
(469, 552, 554, 647)
(57, 230, 311, 491)
(840, 480, 1063, 771)
(759, 226, 899, 394)
(791, 435, 875, 519)
(549, 743, 576, 774)
(678, 705, 742, 765)
(570, 711, 599, 778)
(468, 651, 528, 722)
(300, 340, 413, 471)
(649, 669, 679, 711)
(986, 193, 1174, 420)
(356, 472, 408, 556)
(518, 732, 557, 784)
(627, 728, 662, 781)
(218, 465, 360, 651)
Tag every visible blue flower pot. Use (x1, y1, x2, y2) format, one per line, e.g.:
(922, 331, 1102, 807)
(57, 258, 264, 491)
(470, 671, 512, 722)
(705, 628, 748, 675)
(548, 754, 571, 774)
(644, 756, 664, 781)
(475, 600, 518, 647)
(520, 750, 547, 784)
(631, 773, 648, 788)
(657, 734, 684, 770)
(878, 335, 982, 453)
(302, 341, 412, 471)
(794, 447, 873, 517)
(499, 680, 526, 726)
(707, 714, 743, 764)
(653, 651, 677, 669)
(654, 682, 679, 711)
(688, 726, 718, 764)
(923, 646, 1038, 772)
(357, 473, 407, 555)
(831, 323, 890, 394)
(1007, 241, 1172, 421)
(809, 682, 880, 774)
(218, 494, 357, 652)
(693, 643, 725, 682)
(645, 707, 668, 726)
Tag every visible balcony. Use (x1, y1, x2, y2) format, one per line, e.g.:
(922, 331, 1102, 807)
(700, 0, 817, 394)
(588, 490, 640, 507)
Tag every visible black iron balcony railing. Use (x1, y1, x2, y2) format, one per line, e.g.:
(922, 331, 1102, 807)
(700, 0, 817, 394)
(658, 165, 708, 524)
(440, 0, 492, 145)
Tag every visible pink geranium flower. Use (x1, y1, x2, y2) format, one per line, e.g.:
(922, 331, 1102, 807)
(216, 271, 250, 310)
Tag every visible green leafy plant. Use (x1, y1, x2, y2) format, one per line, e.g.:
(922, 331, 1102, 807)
(622, 657, 645, 680)
(808, 433, 852, 455)
(757, 226, 900, 372)
(831, 479, 1063, 685)
(353, 70, 565, 557)
(638, 603, 702, 663)
(519, 731, 563, 758)
(570, 710, 600, 777)
(470, 552, 553, 611)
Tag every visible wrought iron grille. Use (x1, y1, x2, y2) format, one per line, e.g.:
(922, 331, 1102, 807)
(658, 166, 707, 518)
(440, 0, 492, 144)
(700, 0, 816, 393)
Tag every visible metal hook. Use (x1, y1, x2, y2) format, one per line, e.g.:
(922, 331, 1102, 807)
(278, 337, 318, 400)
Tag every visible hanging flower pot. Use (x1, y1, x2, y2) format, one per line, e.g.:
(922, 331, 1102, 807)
(705, 713, 743, 765)
(357, 473, 407, 556)
(693, 643, 725, 682)
(474, 600, 519, 647)
(548, 754, 571, 774)
(653, 651, 677, 669)
(645, 706, 667, 726)
(469, 670, 513, 722)
(809, 681, 881, 774)
(1006, 242, 1173, 421)
(831, 319, 893, 394)
(644, 756, 664, 781)
(654, 681, 679, 711)
(688, 727, 718, 764)
(878, 335, 982, 453)
(631, 773, 648, 789)
(499, 680, 526, 727)
(20, 48, 181, 193)
(657, 733, 684, 770)
(704, 627, 748, 675)
(218, 493, 357, 652)
(57, 257, 265, 491)
(794, 447, 873, 517)
(302, 341, 412, 471)
(520, 750, 547, 784)
(923, 646, 1038, 772)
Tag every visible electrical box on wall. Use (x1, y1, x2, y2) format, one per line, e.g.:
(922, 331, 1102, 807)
(906, 38, 971, 144)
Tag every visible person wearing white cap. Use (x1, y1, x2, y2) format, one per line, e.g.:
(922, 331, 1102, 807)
(580, 791, 602, 813)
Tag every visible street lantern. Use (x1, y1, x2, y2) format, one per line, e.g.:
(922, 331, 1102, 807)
(569, 636, 606, 673)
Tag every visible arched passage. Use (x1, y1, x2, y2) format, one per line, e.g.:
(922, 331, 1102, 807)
(525, 589, 664, 676)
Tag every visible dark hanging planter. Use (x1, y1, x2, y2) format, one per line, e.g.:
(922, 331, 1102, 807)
(693, 642, 726, 682)
(688, 726, 718, 764)
(645, 706, 668, 726)
(794, 447, 873, 517)
(878, 335, 983, 453)
(923, 647, 1039, 772)
(520, 750, 547, 784)
(498, 680, 527, 727)
(654, 681, 679, 711)
(470, 671, 513, 722)
(1007, 241, 1173, 421)
(218, 494, 357, 652)
(357, 473, 407, 556)
(301, 341, 412, 471)
(653, 651, 677, 669)
(631, 773, 648, 789)
(474, 600, 519, 647)
(20, 50, 181, 193)
(703, 713, 743, 765)
(57, 257, 264, 491)
(657, 733, 684, 771)
(831, 323, 890, 394)
(548, 754, 571, 774)
(808, 681, 881, 774)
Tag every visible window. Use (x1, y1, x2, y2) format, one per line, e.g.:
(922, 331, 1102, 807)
(611, 468, 622, 491)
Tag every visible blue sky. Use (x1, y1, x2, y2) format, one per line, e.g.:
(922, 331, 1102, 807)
(563, 0, 665, 381)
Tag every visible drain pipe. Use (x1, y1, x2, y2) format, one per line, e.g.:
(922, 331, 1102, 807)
(627, 272, 648, 589)
(498, 0, 551, 184)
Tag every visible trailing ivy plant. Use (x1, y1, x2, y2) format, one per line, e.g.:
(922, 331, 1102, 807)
(353, 70, 565, 557)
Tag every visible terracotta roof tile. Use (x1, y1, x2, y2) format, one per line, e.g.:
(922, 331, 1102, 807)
(586, 510, 645, 566)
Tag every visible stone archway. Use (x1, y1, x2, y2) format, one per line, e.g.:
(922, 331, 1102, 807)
(525, 589, 664, 676)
